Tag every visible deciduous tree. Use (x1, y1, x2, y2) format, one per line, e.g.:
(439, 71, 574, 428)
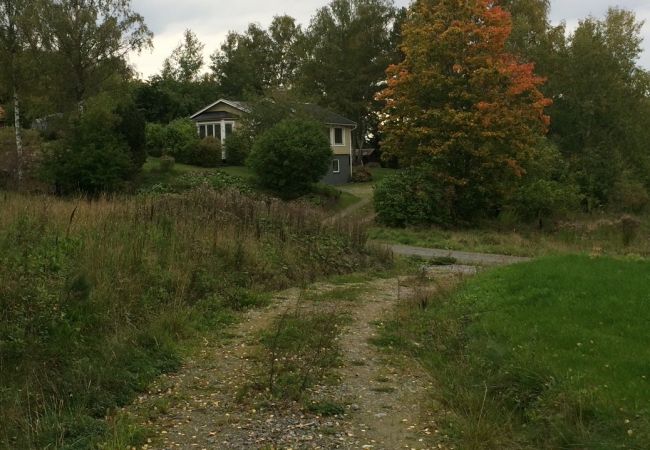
(298, 0, 399, 154)
(162, 29, 205, 83)
(378, 0, 551, 220)
(43, 0, 152, 110)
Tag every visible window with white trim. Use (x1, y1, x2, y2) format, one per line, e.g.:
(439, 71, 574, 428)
(332, 159, 341, 173)
(196, 120, 234, 144)
(332, 127, 344, 146)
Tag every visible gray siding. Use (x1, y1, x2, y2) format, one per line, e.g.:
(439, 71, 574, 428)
(321, 155, 351, 185)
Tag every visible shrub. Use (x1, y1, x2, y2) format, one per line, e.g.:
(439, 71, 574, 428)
(374, 168, 453, 227)
(248, 119, 332, 198)
(224, 129, 252, 165)
(161, 118, 199, 164)
(609, 179, 649, 213)
(159, 155, 175, 172)
(116, 102, 147, 172)
(193, 137, 222, 167)
(145, 123, 166, 157)
(351, 166, 373, 183)
(510, 179, 582, 225)
(0, 127, 43, 189)
(619, 214, 641, 246)
(39, 102, 134, 194)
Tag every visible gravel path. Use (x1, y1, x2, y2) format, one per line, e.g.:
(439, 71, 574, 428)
(387, 244, 531, 266)
(120, 275, 464, 450)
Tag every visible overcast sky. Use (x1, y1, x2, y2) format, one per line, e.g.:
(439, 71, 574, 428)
(128, 0, 650, 78)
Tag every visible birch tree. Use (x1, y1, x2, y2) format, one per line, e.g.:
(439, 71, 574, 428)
(0, 0, 34, 184)
(44, 0, 152, 111)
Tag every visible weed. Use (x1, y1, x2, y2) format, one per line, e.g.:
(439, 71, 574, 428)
(258, 300, 345, 401)
(305, 401, 346, 417)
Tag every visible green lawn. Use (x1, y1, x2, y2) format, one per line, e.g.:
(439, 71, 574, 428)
(377, 255, 650, 449)
(219, 165, 254, 180)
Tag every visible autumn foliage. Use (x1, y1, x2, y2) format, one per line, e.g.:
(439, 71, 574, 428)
(378, 0, 552, 221)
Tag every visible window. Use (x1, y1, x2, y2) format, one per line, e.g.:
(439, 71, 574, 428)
(332, 159, 341, 173)
(196, 121, 234, 143)
(333, 127, 344, 146)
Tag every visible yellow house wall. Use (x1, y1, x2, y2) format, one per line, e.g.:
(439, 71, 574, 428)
(331, 127, 353, 156)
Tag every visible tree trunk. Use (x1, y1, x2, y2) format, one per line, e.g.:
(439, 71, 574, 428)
(13, 86, 24, 186)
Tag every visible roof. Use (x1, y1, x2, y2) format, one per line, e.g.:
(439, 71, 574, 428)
(190, 99, 251, 119)
(297, 103, 356, 127)
(190, 98, 356, 128)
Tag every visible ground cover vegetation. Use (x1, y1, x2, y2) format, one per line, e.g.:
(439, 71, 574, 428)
(0, 189, 382, 448)
(376, 255, 650, 449)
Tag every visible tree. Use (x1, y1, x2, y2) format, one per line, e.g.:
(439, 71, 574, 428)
(298, 0, 399, 154)
(210, 16, 304, 98)
(247, 119, 332, 198)
(162, 29, 205, 83)
(43, 0, 152, 110)
(549, 9, 650, 205)
(0, 0, 39, 185)
(40, 96, 135, 194)
(378, 0, 551, 221)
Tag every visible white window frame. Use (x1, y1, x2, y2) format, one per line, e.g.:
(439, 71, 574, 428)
(196, 120, 236, 145)
(332, 158, 341, 174)
(197, 120, 236, 160)
(331, 127, 345, 146)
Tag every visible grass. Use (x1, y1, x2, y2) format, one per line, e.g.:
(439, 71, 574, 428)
(219, 165, 254, 179)
(140, 157, 361, 213)
(369, 212, 650, 257)
(333, 190, 362, 212)
(257, 305, 345, 401)
(376, 255, 650, 449)
(0, 189, 382, 448)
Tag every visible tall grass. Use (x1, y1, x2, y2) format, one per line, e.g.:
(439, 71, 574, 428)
(0, 188, 380, 448)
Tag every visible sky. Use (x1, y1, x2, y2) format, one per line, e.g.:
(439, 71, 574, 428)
(128, 0, 650, 79)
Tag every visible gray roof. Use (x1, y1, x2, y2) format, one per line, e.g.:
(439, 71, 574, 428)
(297, 103, 357, 127)
(191, 98, 356, 128)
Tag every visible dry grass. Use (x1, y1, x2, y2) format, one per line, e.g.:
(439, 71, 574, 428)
(0, 188, 383, 448)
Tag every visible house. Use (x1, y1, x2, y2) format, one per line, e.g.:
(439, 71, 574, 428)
(190, 99, 357, 185)
(0, 106, 6, 128)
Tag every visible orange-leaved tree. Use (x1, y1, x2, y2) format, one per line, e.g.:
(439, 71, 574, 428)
(378, 0, 552, 221)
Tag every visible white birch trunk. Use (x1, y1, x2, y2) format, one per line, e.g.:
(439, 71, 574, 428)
(13, 87, 23, 185)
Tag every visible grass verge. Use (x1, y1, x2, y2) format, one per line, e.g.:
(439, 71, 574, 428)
(376, 255, 650, 449)
(370, 213, 650, 257)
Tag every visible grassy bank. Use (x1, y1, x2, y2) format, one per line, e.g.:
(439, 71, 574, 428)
(0, 189, 382, 449)
(369, 213, 650, 257)
(377, 256, 650, 449)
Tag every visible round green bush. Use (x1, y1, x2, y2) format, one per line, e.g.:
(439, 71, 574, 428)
(224, 129, 252, 166)
(145, 123, 166, 157)
(247, 119, 332, 198)
(193, 137, 222, 167)
(374, 169, 453, 227)
(162, 118, 199, 164)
